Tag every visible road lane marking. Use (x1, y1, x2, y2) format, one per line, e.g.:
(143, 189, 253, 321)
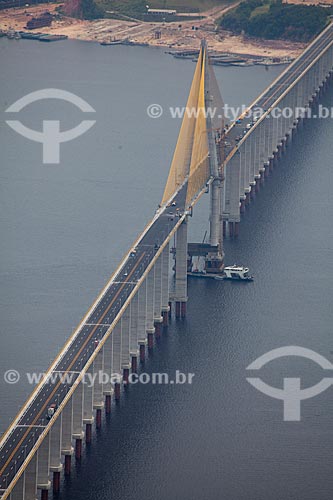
(261, 34, 332, 108)
(0, 251, 146, 477)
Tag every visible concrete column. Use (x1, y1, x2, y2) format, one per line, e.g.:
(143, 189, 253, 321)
(267, 115, 274, 159)
(248, 132, 256, 186)
(24, 452, 38, 500)
(93, 348, 104, 421)
(258, 122, 266, 175)
(220, 166, 226, 220)
(278, 97, 284, 144)
(286, 90, 293, 134)
(137, 279, 147, 361)
(72, 382, 84, 459)
(224, 152, 241, 223)
(102, 333, 113, 413)
(146, 268, 155, 345)
(239, 143, 246, 202)
(209, 178, 222, 248)
(83, 363, 94, 440)
(304, 69, 312, 104)
(161, 243, 170, 326)
(290, 87, 297, 131)
(174, 219, 188, 318)
(297, 83, 305, 127)
(272, 105, 279, 157)
(10, 473, 25, 500)
(112, 321, 122, 400)
(260, 118, 268, 167)
(37, 432, 51, 496)
(121, 304, 131, 381)
(309, 64, 316, 98)
(61, 398, 73, 475)
(153, 256, 163, 338)
(253, 126, 261, 181)
(49, 412, 62, 493)
(244, 135, 251, 197)
(129, 291, 139, 370)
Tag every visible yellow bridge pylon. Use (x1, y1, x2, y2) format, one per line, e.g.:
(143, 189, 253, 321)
(161, 46, 208, 206)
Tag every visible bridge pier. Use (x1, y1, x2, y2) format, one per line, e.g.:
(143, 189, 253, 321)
(131, 355, 138, 373)
(123, 368, 130, 385)
(85, 423, 92, 444)
(111, 321, 122, 400)
(137, 279, 148, 363)
(72, 382, 84, 460)
(234, 222, 240, 238)
(250, 182, 256, 200)
(10, 473, 25, 500)
(147, 331, 154, 349)
(129, 291, 139, 371)
(75, 439, 82, 461)
(102, 333, 113, 414)
(105, 394, 112, 414)
(49, 413, 63, 493)
(139, 342, 146, 363)
(161, 243, 170, 327)
(223, 152, 241, 233)
(83, 363, 94, 439)
(121, 304, 131, 384)
(239, 144, 246, 205)
(95, 409, 102, 427)
(24, 452, 38, 500)
(221, 33, 333, 232)
(41, 489, 49, 500)
(146, 268, 156, 345)
(153, 255, 163, 338)
(37, 432, 51, 497)
(64, 455, 71, 477)
(174, 219, 188, 318)
(52, 470, 60, 493)
(93, 348, 105, 420)
(114, 382, 121, 401)
(154, 320, 162, 339)
(61, 398, 73, 476)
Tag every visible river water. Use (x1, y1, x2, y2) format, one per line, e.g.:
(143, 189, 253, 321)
(0, 38, 332, 500)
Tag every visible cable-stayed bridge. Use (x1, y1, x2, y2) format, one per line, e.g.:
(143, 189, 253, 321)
(1, 24, 333, 499)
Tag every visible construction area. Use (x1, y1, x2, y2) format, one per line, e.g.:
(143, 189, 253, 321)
(0, 2, 307, 58)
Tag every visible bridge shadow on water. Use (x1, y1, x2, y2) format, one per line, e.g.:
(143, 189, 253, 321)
(57, 89, 333, 500)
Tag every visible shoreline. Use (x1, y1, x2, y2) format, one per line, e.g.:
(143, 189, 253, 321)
(0, 3, 306, 59)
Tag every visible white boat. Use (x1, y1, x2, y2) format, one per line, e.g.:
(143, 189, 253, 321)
(223, 265, 253, 281)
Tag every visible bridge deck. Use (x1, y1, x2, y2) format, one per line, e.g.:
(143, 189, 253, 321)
(0, 186, 187, 494)
(224, 23, 333, 160)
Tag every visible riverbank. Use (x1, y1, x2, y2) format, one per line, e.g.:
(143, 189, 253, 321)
(0, 3, 306, 58)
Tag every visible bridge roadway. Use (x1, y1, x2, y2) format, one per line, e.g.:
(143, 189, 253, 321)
(224, 22, 333, 159)
(0, 186, 187, 494)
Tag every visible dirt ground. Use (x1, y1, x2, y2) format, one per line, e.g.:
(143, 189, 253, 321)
(283, 0, 333, 4)
(0, 3, 306, 58)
